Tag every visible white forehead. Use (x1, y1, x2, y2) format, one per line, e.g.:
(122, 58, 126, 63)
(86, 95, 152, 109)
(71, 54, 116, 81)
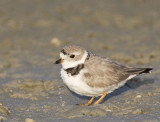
(60, 52, 65, 59)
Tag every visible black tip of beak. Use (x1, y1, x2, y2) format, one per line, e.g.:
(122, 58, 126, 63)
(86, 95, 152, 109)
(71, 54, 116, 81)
(54, 59, 61, 64)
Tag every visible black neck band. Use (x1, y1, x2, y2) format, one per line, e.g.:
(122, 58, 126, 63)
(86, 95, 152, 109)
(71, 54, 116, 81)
(64, 53, 90, 76)
(64, 64, 84, 76)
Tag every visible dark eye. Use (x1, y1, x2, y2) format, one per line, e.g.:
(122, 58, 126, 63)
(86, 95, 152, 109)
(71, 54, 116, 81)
(70, 55, 75, 58)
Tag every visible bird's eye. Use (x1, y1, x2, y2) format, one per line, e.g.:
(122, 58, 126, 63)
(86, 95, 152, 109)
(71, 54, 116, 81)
(70, 55, 75, 58)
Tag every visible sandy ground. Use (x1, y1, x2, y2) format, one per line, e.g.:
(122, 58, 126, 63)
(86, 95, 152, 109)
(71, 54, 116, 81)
(0, 0, 160, 121)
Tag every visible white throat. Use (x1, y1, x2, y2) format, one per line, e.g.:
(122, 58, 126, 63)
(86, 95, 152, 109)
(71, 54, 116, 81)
(61, 51, 88, 69)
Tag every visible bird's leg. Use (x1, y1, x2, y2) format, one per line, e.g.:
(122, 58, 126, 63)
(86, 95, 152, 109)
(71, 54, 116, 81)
(76, 96, 95, 106)
(93, 92, 107, 105)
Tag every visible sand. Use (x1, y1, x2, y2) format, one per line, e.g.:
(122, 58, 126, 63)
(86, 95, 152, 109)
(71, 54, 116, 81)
(0, 0, 160, 121)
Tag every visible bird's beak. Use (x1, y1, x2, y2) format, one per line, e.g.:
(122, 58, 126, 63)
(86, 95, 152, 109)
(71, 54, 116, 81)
(54, 58, 64, 64)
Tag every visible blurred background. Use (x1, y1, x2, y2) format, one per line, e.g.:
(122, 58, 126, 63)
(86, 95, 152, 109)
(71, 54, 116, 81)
(0, 0, 160, 121)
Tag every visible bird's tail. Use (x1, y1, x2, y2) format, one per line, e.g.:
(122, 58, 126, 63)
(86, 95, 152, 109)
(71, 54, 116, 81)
(126, 68, 153, 75)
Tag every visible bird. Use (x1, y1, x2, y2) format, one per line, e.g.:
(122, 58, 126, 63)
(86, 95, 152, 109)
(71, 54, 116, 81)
(55, 45, 152, 106)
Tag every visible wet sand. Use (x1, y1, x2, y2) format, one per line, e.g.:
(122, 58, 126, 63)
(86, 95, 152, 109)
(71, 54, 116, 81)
(0, 0, 160, 121)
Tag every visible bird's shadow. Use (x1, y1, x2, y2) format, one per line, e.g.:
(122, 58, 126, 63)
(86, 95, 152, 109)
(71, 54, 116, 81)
(69, 77, 155, 104)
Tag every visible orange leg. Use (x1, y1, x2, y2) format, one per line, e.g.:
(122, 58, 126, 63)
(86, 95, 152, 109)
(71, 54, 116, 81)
(77, 96, 95, 106)
(93, 92, 107, 105)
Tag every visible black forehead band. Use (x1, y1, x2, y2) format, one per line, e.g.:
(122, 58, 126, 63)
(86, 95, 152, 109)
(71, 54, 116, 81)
(61, 49, 67, 55)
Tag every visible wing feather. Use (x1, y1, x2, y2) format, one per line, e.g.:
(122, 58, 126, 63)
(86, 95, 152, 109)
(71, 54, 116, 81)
(83, 54, 130, 88)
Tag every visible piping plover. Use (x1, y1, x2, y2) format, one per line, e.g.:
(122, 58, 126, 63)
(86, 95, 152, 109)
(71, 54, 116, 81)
(55, 45, 152, 106)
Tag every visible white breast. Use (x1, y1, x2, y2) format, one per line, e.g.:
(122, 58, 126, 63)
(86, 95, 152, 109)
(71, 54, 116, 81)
(61, 69, 137, 97)
(61, 68, 107, 97)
